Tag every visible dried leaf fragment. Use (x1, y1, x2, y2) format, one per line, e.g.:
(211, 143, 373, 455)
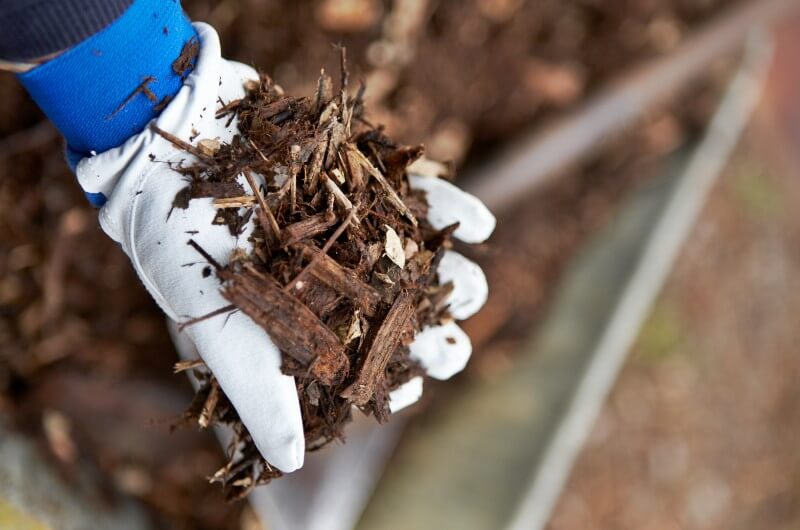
(384, 225, 405, 268)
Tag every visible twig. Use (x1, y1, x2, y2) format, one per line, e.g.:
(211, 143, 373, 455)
(248, 137, 269, 162)
(341, 290, 416, 406)
(174, 359, 206, 373)
(348, 146, 417, 225)
(216, 98, 243, 118)
(187, 239, 223, 270)
(281, 212, 338, 247)
(108, 76, 157, 120)
(322, 171, 354, 211)
(151, 124, 213, 162)
(213, 196, 257, 209)
(339, 46, 352, 133)
(198, 379, 220, 428)
(243, 168, 281, 242)
(178, 304, 237, 332)
(284, 206, 358, 292)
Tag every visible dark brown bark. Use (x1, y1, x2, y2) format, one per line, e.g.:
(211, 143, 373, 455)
(341, 290, 416, 406)
(299, 244, 382, 316)
(220, 265, 348, 386)
(281, 212, 338, 247)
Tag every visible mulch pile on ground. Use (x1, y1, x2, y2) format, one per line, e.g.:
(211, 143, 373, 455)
(161, 52, 457, 499)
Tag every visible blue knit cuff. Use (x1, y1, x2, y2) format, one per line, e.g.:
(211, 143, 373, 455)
(17, 0, 197, 161)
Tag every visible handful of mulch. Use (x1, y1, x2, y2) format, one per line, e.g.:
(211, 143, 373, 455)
(163, 52, 457, 500)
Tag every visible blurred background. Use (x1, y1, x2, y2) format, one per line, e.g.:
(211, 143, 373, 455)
(1, 0, 799, 529)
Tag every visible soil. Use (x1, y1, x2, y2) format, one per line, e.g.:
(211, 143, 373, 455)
(0, 1, 741, 528)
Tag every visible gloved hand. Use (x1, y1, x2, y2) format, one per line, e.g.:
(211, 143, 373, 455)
(77, 23, 495, 473)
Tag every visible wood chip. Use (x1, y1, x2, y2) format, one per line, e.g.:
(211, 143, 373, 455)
(347, 145, 417, 226)
(198, 138, 222, 157)
(220, 265, 349, 386)
(281, 212, 338, 246)
(299, 245, 382, 316)
(198, 379, 220, 428)
(213, 196, 257, 209)
(341, 291, 416, 406)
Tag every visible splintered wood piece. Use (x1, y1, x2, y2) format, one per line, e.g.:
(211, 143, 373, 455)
(173, 359, 205, 373)
(220, 265, 348, 386)
(177, 304, 236, 332)
(258, 97, 296, 121)
(215, 98, 242, 118)
(347, 145, 417, 226)
(299, 245, 382, 316)
(344, 147, 366, 192)
(290, 171, 298, 213)
(284, 207, 358, 293)
(288, 158, 300, 214)
(341, 290, 416, 406)
(325, 122, 347, 170)
(199, 379, 220, 428)
(313, 69, 334, 115)
(248, 138, 270, 163)
(322, 172, 354, 211)
(151, 124, 213, 162)
(243, 168, 281, 243)
(305, 128, 330, 192)
(213, 196, 257, 209)
(281, 212, 338, 247)
(383, 145, 425, 181)
(319, 101, 339, 126)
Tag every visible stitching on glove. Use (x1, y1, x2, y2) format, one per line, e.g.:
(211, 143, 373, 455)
(121, 164, 182, 322)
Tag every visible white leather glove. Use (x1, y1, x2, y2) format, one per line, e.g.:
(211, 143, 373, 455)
(76, 23, 495, 473)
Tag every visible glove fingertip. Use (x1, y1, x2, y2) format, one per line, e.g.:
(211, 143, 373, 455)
(455, 194, 496, 244)
(256, 430, 305, 473)
(389, 376, 424, 414)
(409, 175, 496, 244)
(409, 322, 472, 380)
(438, 251, 489, 320)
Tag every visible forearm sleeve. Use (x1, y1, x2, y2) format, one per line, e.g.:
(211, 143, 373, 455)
(0, 0, 134, 61)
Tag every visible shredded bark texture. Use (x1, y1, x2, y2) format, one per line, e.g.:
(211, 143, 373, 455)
(167, 53, 456, 500)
